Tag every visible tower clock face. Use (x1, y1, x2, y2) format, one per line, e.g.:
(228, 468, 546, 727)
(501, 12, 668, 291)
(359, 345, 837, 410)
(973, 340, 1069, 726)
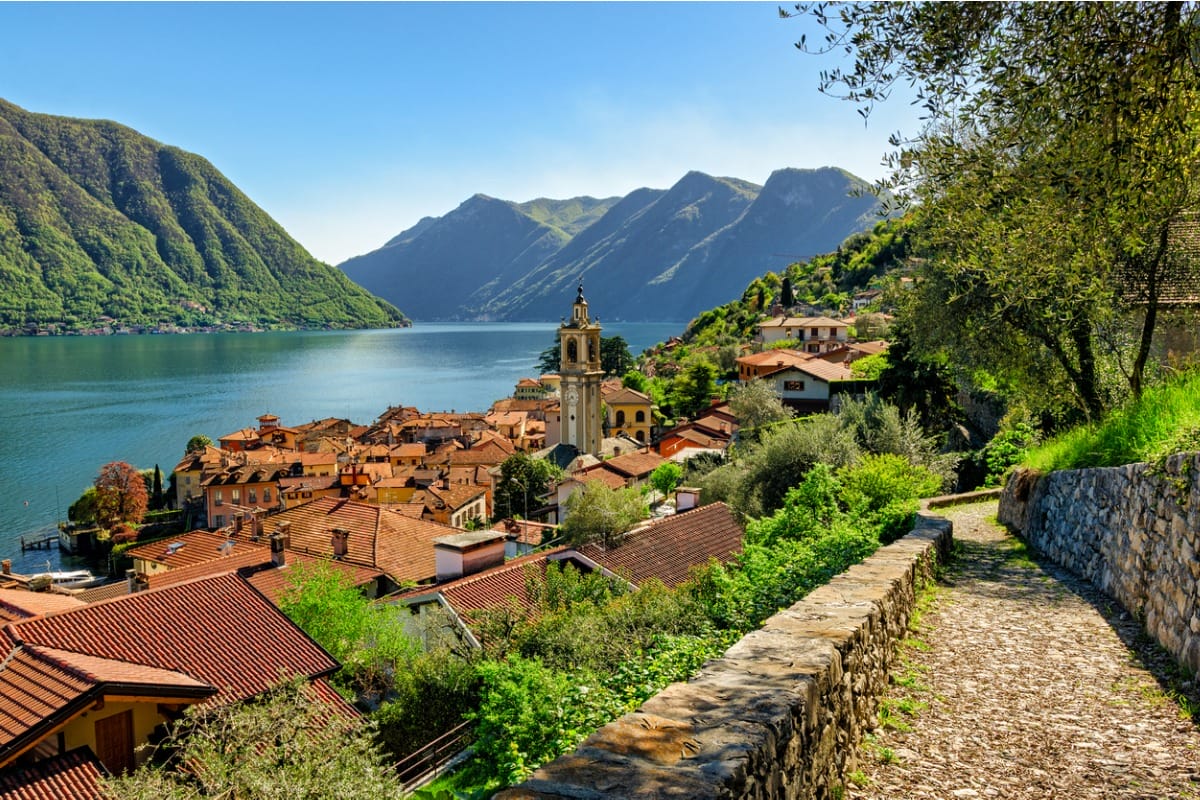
(566, 386, 579, 406)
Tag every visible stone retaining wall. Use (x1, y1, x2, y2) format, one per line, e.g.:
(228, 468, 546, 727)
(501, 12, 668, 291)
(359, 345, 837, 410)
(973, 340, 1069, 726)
(496, 514, 953, 800)
(999, 456, 1200, 676)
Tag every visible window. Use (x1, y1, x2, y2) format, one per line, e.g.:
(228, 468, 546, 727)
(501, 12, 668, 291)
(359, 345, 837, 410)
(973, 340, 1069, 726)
(636, 430, 646, 442)
(784, 380, 806, 391)
(231, 488, 240, 504)
(214, 489, 224, 506)
(616, 410, 626, 426)
(635, 410, 645, 423)
(248, 488, 257, 504)
(263, 488, 271, 503)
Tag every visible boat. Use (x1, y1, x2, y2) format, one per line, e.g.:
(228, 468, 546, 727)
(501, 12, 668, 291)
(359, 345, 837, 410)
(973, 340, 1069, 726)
(27, 569, 106, 591)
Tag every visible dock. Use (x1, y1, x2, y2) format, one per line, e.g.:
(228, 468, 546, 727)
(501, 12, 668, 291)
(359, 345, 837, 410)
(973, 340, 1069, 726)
(19, 534, 58, 552)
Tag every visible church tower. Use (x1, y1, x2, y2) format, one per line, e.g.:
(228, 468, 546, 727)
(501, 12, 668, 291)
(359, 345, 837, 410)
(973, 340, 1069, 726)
(558, 283, 603, 457)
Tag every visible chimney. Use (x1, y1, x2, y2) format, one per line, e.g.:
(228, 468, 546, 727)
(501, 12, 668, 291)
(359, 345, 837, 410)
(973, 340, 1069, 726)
(433, 531, 507, 581)
(330, 527, 349, 559)
(1, 559, 9, 576)
(126, 569, 149, 593)
(252, 512, 264, 540)
(233, 513, 244, 536)
(270, 530, 287, 568)
(675, 486, 701, 512)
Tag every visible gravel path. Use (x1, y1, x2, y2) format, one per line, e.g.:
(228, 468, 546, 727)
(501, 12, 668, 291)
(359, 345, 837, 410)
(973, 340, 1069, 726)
(847, 501, 1200, 800)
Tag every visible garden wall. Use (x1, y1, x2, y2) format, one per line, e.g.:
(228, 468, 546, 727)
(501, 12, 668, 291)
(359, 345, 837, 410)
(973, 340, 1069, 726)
(496, 513, 953, 800)
(998, 456, 1200, 677)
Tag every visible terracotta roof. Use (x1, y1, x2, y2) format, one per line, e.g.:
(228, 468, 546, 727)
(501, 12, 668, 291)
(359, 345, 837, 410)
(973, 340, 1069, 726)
(390, 443, 427, 459)
(423, 483, 488, 510)
(0, 591, 85, 623)
(0, 747, 106, 800)
(757, 315, 848, 329)
(72, 582, 129, 605)
(568, 467, 628, 491)
(736, 349, 812, 367)
(0, 574, 338, 765)
(395, 549, 569, 627)
(144, 542, 382, 604)
(126, 530, 262, 570)
(598, 450, 666, 479)
(575, 502, 744, 589)
(267, 497, 457, 583)
(602, 387, 653, 405)
(218, 427, 260, 443)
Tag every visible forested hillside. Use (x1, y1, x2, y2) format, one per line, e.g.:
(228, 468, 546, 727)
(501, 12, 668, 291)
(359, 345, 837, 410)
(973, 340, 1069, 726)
(0, 99, 407, 331)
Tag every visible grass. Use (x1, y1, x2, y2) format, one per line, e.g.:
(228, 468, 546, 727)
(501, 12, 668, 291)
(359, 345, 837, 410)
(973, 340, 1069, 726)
(1022, 369, 1200, 472)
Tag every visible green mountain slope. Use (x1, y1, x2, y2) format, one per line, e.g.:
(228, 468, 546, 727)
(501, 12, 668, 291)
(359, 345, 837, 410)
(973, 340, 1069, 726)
(0, 99, 406, 331)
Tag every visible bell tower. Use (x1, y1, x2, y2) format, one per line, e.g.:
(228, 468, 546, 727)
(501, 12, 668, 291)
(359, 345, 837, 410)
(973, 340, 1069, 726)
(558, 283, 603, 456)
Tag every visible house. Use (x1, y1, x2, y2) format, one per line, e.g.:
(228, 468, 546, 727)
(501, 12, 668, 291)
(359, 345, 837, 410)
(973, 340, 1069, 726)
(852, 288, 884, 311)
(539, 373, 561, 395)
(278, 474, 342, 510)
(757, 358, 856, 414)
(815, 340, 890, 366)
(172, 445, 223, 507)
(255, 413, 301, 450)
(513, 377, 547, 400)
(553, 449, 666, 522)
(0, 574, 347, 792)
(411, 482, 489, 529)
(202, 463, 289, 529)
(603, 386, 654, 444)
(389, 443, 427, 468)
(756, 316, 850, 353)
(735, 348, 812, 382)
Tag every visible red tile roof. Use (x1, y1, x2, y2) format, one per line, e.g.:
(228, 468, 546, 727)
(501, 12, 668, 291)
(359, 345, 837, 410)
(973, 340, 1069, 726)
(0, 591, 85, 623)
(268, 497, 457, 583)
(0, 573, 338, 762)
(126, 530, 262, 570)
(575, 502, 744, 589)
(0, 747, 106, 800)
(600, 450, 666, 479)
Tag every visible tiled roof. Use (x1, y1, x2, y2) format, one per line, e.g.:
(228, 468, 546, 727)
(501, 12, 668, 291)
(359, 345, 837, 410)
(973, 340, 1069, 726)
(757, 316, 848, 329)
(0, 592, 85, 623)
(422, 484, 487, 511)
(268, 497, 456, 583)
(390, 443, 427, 458)
(126, 530, 261, 570)
(145, 547, 382, 605)
(396, 549, 568, 626)
(568, 466, 628, 491)
(0, 747, 106, 800)
(0, 574, 338, 768)
(736, 349, 812, 367)
(598, 450, 665, 479)
(5, 574, 336, 707)
(491, 519, 557, 547)
(575, 502, 744, 589)
(601, 387, 652, 405)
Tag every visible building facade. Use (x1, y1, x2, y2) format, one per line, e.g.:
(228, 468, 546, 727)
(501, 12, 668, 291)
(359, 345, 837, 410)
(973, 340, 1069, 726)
(558, 284, 604, 457)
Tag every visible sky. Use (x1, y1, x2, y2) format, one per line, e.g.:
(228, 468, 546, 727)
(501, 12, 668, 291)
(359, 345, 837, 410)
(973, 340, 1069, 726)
(1, 2, 923, 266)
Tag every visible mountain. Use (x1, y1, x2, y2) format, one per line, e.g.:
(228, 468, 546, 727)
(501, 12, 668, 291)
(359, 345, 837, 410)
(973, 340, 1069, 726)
(0, 99, 406, 331)
(339, 167, 883, 322)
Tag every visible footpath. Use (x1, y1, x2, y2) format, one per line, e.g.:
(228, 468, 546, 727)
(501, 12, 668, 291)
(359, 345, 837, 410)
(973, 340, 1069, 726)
(849, 500, 1200, 800)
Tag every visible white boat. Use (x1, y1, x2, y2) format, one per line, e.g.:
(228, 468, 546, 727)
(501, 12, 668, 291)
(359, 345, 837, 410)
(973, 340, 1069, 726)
(27, 569, 105, 591)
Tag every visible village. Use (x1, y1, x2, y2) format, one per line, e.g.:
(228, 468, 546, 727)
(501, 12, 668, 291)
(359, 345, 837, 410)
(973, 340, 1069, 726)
(0, 288, 890, 798)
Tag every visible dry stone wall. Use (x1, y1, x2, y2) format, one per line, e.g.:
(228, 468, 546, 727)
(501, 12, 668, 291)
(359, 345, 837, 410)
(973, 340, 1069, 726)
(999, 456, 1200, 676)
(496, 514, 953, 800)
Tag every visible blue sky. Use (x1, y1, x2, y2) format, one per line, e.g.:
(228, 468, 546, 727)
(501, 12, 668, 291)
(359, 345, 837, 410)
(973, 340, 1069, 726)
(2, 2, 921, 265)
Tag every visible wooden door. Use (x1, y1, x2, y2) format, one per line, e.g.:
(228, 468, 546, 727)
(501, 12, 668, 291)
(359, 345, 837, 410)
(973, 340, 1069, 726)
(94, 709, 134, 775)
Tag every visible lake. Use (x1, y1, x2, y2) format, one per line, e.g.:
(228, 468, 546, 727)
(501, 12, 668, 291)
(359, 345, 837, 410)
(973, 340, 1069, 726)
(0, 321, 680, 573)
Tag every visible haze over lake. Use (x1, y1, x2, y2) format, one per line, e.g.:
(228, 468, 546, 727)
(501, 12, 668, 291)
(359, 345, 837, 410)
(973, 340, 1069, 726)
(0, 322, 680, 573)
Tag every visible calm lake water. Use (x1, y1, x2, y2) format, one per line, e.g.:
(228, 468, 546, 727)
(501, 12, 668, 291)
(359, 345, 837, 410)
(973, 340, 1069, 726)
(0, 322, 680, 573)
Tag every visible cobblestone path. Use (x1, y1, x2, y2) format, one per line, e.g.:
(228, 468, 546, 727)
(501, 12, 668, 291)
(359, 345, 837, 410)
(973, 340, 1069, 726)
(847, 501, 1200, 800)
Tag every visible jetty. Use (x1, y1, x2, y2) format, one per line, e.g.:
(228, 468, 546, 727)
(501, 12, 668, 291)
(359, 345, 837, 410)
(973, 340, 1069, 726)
(19, 534, 57, 552)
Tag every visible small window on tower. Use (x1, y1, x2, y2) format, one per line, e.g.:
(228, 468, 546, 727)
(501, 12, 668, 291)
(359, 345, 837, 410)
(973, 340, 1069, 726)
(567, 340, 578, 363)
